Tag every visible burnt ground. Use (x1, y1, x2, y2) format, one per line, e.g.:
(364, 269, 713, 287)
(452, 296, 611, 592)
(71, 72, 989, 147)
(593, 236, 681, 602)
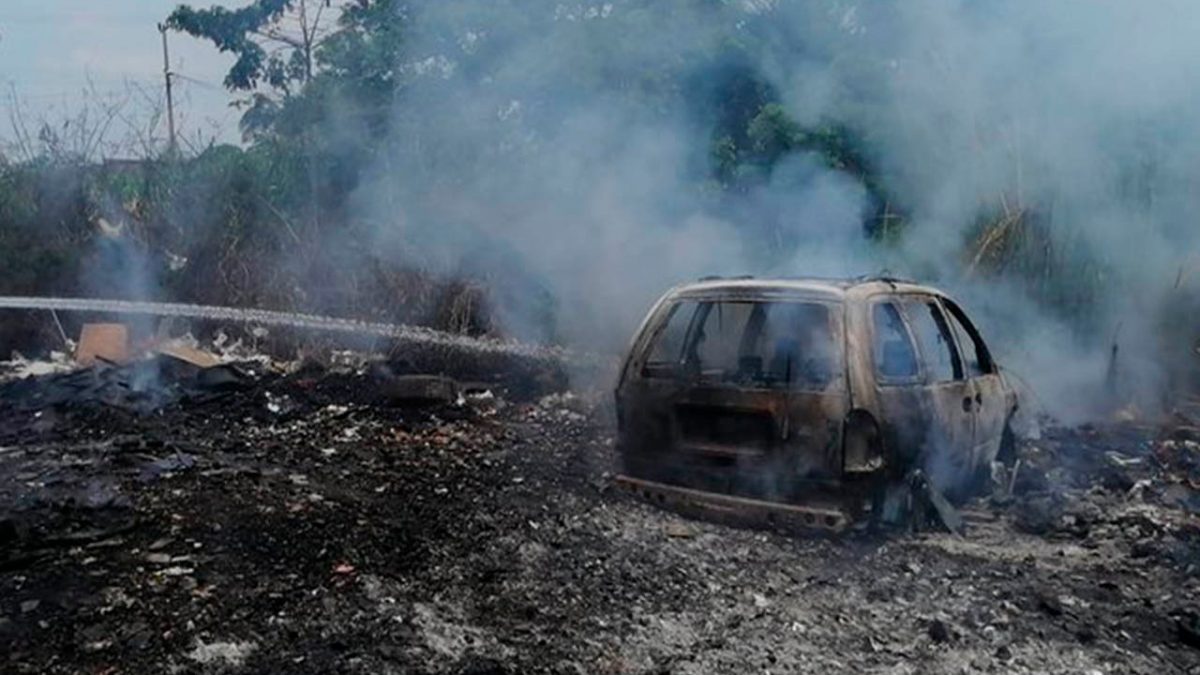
(1, 365, 1199, 674)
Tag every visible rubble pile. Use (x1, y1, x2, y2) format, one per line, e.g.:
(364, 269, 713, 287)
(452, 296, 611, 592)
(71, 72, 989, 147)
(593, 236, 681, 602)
(0, 351, 77, 381)
(0, 361, 1198, 673)
(0, 358, 252, 415)
(996, 424, 1200, 570)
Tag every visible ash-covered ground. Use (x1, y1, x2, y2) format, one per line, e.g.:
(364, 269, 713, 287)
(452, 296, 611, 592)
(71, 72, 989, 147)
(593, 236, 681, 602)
(1, 359, 1199, 674)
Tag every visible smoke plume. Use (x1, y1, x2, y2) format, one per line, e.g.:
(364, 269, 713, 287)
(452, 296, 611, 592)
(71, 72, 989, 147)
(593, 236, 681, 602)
(351, 0, 1200, 420)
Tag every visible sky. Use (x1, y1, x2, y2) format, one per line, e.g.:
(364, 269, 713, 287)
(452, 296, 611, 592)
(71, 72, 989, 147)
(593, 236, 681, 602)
(0, 0, 243, 152)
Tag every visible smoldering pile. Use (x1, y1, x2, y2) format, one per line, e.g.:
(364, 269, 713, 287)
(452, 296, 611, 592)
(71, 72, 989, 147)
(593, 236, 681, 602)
(0, 357, 251, 416)
(0, 314, 576, 419)
(994, 423, 1200, 565)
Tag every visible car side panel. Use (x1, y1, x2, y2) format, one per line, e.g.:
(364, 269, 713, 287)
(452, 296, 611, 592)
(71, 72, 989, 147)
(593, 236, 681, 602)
(972, 372, 1008, 464)
(939, 298, 1012, 469)
(848, 294, 976, 490)
(920, 378, 978, 491)
(900, 296, 977, 491)
(848, 296, 932, 475)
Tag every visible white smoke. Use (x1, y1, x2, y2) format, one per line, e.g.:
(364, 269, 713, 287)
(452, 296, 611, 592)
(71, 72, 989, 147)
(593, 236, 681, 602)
(351, 0, 1200, 419)
(760, 0, 1200, 418)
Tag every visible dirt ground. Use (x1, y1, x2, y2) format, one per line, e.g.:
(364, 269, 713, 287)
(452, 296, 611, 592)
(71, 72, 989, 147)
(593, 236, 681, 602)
(1, 363, 1199, 674)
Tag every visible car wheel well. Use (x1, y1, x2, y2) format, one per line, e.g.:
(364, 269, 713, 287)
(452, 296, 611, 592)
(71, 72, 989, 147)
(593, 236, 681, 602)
(844, 408, 880, 436)
(843, 408, 884, 473)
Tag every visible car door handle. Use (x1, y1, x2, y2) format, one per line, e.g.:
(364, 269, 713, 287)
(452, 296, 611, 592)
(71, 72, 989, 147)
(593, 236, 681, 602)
(962, 396, 973, 412)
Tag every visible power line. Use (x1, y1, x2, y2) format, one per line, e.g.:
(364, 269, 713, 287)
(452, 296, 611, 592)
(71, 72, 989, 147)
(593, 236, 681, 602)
(171, 73, 223, 91)
(0, 89, 139, 102)
(4, 78, 162, 96)
(2, 76, 229, 103)
(0, 12, 170, 24)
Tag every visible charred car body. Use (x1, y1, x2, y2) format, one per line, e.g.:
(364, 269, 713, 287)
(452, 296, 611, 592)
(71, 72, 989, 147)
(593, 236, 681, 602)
(615, 276, 1018, 529)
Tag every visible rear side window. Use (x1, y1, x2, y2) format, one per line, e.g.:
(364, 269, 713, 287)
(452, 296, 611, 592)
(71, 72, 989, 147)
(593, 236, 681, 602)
(642, 300, 698, 376)
(643, 299, 840, 390)
(904, 298, 962, 382)
(943, 301, 995, 376)
(872, 302, 918, 381)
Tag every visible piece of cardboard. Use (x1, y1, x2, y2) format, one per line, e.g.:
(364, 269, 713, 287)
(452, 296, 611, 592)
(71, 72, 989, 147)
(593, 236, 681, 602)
(75, 323, 130, 366)
(154, 342, 223, 369)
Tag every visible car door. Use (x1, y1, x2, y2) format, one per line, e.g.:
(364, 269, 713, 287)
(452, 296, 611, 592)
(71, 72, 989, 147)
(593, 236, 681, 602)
(617, 297, 700, 479)
(941, 298, 1008, 466)
(867, 296, 973, 489)
(898, 295, 977, 491)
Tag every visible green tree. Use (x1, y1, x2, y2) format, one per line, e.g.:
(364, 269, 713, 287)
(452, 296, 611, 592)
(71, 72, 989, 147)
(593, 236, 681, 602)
(167, 0, 338, 135)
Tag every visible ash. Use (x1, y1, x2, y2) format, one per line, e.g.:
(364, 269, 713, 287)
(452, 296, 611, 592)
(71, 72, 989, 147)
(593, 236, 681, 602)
(0, 359, 1198, 674)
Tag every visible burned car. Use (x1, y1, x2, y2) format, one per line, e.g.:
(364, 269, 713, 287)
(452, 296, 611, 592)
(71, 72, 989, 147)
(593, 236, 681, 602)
(614, 276, 1018, 529)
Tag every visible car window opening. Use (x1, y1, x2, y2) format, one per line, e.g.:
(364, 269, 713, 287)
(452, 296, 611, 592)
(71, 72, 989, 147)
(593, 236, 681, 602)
(643, 300, 837, 390)
(872, 301, 919, 381)
(906, 299, 963, 382)
(943, 300, 995, 376)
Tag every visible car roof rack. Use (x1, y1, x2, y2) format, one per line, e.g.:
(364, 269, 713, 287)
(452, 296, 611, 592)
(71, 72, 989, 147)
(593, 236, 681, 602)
(691, 273, 918, 287)
(697, 274, 755, 281)
(853, 272, 916, 287)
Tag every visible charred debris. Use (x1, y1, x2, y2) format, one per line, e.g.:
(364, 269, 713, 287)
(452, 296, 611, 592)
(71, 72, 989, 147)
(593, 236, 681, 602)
(0, 316, 1198, 673)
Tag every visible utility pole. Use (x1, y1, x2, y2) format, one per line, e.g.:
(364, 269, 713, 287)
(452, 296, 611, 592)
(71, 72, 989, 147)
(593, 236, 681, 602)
(157, 23, 177, 154)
